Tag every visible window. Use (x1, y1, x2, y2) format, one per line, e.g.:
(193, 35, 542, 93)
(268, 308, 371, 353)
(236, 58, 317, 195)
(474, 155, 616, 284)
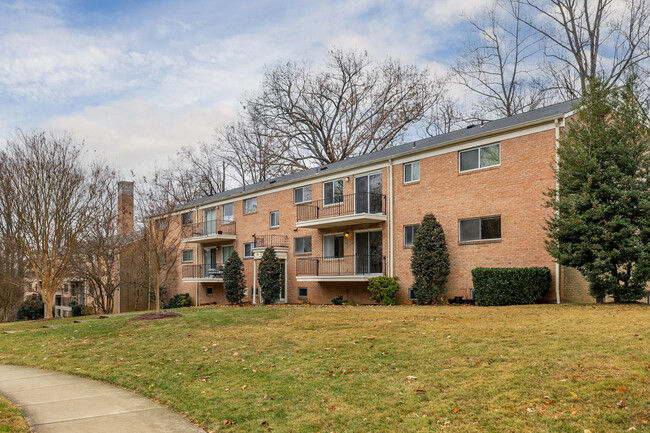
(222, 203, 234, 222)
(404, 225, 419, 246)
(459, 216, 501, 242)
(294, 236, 312, 254)
(244, 242, 256, 258)
(243, 198, 257, 214)
(404, 161, 420, 183)
(270, 211, 279, 228)
(323, 179, 344, 206)
(222, 246, 234, 263)
(63, 284, 68, 293)
(323, 234, 344, 258)
(206, 287, 213, 296)
(161, 253, 167, 264)
(294, 185, 312, 204)
(156, 218, 167, 230)
(459, 143, 500, 172)
(409, 288, 417, 301)
(298, 287, 308, 298)
(182, 249, 194, 263)
(182, 212, 193, 225)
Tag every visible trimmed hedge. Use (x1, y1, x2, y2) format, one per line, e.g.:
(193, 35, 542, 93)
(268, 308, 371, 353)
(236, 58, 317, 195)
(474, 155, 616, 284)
(367, 276, 400, 305)
(472, 267, 551, 306)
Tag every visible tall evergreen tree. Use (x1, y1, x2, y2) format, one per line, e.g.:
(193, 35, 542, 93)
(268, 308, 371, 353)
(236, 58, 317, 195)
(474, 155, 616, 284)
(223, 250, 246, 304)
(547, 78, 650, 303)
(410, 214, 450, 304)
(258, 247, 282, 305)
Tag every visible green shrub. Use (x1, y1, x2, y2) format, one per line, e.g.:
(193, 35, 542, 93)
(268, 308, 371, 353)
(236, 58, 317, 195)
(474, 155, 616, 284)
(80, 305, 95, 316)
(224, 251, 247, 304)
(472, 267, 552, 306)
(164, 293, 192, 309)
(331, 296, 344, 305)
(258, 247, 282, 305)
(410, 214, 450, 304)
(16, 299, 44, 320)
(367, 276, 400, 305)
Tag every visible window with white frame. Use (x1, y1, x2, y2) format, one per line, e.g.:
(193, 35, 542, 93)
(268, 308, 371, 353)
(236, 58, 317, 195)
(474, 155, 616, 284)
(222, 203, 234, 222)
(181, 212, 193, 225)
(270, 211, 279, 228)
(243, 198, 257, 214)
(459, 216, 501, 242)
(404, 161, 420, 183)
(243, 242, 256, 258)
(294, 185, 312, 204)
(404, 224, 419, 246)
(294, 236, 312, 254)
(323, 179, 344, 205)
(459, 143, 500, 172)
(182, 249, 194, 263)
(323, 234, 344, 258)
(222, 245, 234, 263)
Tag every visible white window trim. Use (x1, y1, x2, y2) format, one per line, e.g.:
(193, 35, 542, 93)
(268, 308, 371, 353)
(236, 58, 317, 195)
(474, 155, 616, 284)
(270, 211, 279, 228)
(181, 249, 194, 263)
(403, 161, 420, 184)
(294, 236, 312, 254)
(458, 143, 501, 173)
(403, 225, 418, 246)
(222, 203, 234, 222)
(458, 216, 502, 243)
(323, 179, 344, 207)
(294, 185, 312, 204)
(222, 245, 234, 263)
(323, 232, 345, 259)
(243, 242, 255, 258)
(243, 198, 257, 214)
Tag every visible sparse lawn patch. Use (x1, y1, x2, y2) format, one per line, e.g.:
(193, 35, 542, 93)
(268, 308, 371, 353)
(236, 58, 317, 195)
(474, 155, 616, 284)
(0, 395, 29, 433)
(0, 305, 647, 432)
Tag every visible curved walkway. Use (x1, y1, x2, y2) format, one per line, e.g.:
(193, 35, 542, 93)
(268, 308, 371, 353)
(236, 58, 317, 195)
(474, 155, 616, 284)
(0, 365, 205, 433)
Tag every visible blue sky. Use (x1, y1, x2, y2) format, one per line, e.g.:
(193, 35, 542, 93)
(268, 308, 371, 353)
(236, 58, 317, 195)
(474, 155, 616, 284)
(0, 0, 485, 174)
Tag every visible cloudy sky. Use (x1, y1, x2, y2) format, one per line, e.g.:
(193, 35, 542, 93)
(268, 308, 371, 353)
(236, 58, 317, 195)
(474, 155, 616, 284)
(0, 0, 487, 175)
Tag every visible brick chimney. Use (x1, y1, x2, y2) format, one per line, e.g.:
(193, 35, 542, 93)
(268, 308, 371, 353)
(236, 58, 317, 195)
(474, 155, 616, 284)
(117, 181, 134, 235)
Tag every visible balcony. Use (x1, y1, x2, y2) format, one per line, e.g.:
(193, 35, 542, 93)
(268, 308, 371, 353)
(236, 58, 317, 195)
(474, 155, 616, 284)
(181, 263, 224, 282)
(296, 193, 387, 228)
(296, 254, 386, 281)
(182, 219, 236, 243)
(252, 235, 289, 260)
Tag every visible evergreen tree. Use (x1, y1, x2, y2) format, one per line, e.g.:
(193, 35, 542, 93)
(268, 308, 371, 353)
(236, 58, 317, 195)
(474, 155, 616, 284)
(547, 78, 650, 303)
(410, 214, 450, 304)
(258, 247, 282, 304)
(223, 250, 246, 304)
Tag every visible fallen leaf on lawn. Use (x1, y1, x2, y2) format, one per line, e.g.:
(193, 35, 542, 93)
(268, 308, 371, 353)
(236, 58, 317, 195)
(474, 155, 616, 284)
(223, 419, 234, 426)
(616, 400, 627, 408)
(406, 375, 417, 381)
(452, 407, 461, 413)
(241, 384, 248, 390)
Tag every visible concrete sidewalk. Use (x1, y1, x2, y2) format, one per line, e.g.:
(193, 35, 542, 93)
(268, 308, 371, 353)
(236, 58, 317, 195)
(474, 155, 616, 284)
(0, 365, 205, 433)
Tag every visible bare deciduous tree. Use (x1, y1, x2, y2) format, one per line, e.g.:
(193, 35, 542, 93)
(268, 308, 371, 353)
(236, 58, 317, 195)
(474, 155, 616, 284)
(423, 94, 467, 136)
(0, 130, 103, 319)
(244, 48, 444, 167)
(452, 1, 547, 120)
(514, 0, 650, 98)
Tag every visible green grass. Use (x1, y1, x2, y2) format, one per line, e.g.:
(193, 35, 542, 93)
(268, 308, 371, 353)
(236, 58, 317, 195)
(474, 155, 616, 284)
(0, 305, 648, 432)
(0, 395, 29, 433)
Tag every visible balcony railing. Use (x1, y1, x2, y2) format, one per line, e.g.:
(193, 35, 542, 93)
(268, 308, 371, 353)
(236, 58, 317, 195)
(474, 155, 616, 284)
(181, 219, 236, 240)
(182, 263, 225, 280)
(296, 192, 386, 222)
(296, 254, 386, 277)
(253, 234, 289, 248)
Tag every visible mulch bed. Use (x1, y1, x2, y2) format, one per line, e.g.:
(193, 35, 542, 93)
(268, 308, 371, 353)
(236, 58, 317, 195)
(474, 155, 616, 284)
(128, 311, 183, 321)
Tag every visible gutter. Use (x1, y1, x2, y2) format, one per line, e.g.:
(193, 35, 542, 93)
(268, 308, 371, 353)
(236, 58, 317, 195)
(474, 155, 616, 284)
(388, 158, 394, 277)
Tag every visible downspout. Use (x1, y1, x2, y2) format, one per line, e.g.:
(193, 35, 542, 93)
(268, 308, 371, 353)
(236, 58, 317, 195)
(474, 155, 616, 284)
(554, 119, 562, 304)
(388, 159, 394, 278)
(253, 258, 257, 305)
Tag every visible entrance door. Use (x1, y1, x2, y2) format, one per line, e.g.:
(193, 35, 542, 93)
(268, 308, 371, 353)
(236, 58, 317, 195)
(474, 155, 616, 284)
(355, 231, 383, 275)
(204, 208, 216, 235)
(355, 173, 382, 214)
(203, 247, 217, 278)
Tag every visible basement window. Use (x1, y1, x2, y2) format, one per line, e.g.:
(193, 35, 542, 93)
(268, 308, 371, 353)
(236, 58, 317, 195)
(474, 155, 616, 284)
(298, 287, 308, 298)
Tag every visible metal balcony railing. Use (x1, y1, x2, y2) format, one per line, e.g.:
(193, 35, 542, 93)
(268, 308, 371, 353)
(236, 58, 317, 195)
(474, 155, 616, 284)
(181, 219, 236, 240)
(296, 254, 386, 277)
(296, 192, 386, 222)
(182, 263, 225, 279)
(253, 234, 289, 248)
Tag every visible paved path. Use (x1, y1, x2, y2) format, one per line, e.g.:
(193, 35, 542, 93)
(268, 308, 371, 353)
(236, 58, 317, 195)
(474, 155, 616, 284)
(0, 365, 205, 433)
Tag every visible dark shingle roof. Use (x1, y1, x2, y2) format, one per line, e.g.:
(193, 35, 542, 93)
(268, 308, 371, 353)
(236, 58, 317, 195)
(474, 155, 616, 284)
(179, 100, 575, 210)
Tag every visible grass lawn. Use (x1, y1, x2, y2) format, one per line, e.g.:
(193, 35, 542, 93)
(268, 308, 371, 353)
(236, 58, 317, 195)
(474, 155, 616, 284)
(0, 304, 648, 432)
(0, 395, 29, 433)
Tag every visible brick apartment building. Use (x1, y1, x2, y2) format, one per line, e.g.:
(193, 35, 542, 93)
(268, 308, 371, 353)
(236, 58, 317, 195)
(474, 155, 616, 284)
(152, 100, 617, 306)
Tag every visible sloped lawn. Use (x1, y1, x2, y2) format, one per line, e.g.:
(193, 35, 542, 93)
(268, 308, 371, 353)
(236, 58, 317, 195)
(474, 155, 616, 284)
(0, 304, 647, 432)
